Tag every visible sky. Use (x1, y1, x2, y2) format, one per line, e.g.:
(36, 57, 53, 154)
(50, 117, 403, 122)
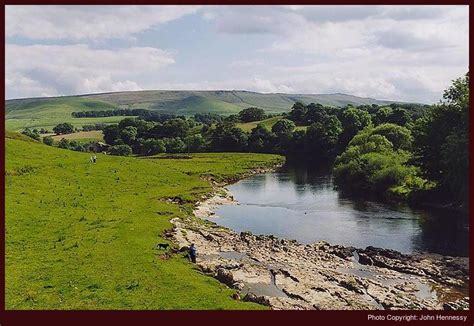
(5, 5, 469, 103)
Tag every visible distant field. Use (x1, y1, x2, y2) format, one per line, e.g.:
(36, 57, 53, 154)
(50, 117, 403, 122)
(6, 90, 397, 131)
(237, 116, 283, 132)
(6, 131, 283, 309)
(50, 130, 104, 142)
(4, 96, 135, 131)
(236, 116, 308, 132)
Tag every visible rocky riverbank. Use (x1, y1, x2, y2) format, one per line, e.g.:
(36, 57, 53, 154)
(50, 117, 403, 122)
(166, 183, 469, 310)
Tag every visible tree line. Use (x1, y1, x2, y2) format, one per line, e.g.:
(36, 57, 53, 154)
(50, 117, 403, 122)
(27, 73, 468, 207)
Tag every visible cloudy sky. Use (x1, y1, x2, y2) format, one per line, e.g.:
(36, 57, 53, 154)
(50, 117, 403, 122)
(5, 5, 469, 103)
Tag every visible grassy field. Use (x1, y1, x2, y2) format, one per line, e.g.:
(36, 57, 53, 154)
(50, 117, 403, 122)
(50, 130, 104, 142)
(5, 97, 133, 131)
(6, 131, 284, 309)
(236, 116, 308, 132)
(6, 90, 395, 131)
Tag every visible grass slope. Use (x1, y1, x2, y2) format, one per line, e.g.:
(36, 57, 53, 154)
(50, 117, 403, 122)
(5, 97, 130, 131)
(6, 90, 397, 131)
(6, 132, 284, 309)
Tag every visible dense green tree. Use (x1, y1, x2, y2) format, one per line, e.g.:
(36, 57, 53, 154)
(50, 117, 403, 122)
(287, 102, 307, 124)
(387, 108, 411, 126)
(119, 126, 138, 145)
(210, 122, 248, 152)
(53, 123, 74, 135)
(248, 124, 275, 153)
(373, 107, 392, 125)
(185, 134, 206, 152)
(109, 144, 132, 156)
(140, 138, 166, 155)
(271, 119, 295, 136)
(238, 107, 266, 122)
(334, 127, 426, 198)
(163, 137, 186, 153)
(305, 115, 342, 160)
(412, 72, 469, 205)
(371, 123, 413, 151)
(103, 125, 121, 145)
(338, 108, 372, 149)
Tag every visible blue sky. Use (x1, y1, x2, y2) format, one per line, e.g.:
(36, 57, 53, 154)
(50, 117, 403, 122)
(5, 5, 469, 103)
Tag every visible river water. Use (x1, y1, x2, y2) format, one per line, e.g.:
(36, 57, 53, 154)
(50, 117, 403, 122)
(212, 166, 469, 256)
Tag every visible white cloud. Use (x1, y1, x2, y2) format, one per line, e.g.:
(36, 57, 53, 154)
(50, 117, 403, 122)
(6, 5, 200, 40)
(4, 5, 469, 103)
(6, 44, 175, 98)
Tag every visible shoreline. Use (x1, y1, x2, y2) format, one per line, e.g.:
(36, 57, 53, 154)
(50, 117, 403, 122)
(167, 166, 469, 310)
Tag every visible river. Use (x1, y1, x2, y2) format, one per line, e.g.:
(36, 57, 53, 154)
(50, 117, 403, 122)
(210, 166, 469, 257)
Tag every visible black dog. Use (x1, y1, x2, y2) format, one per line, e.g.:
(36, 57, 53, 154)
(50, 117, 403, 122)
(156, 243, 170, 250)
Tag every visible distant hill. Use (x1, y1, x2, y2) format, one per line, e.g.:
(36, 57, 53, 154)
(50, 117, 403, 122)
(5, 90, 398, 131)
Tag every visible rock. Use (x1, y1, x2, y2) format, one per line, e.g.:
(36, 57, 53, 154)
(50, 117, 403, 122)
(215, 268, 235, 287)
(167, 187, 469, 311)
(443, 297, 469, 310)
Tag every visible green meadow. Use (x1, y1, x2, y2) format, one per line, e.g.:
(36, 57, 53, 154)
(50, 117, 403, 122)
(5, 97, 130, 131)
(6, 131, 284, 309)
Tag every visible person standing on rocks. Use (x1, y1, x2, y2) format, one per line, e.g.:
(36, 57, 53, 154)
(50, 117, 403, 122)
(189, 243, 197, 263)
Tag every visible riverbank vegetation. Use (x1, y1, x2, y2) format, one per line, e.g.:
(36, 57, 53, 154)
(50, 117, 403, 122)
(6, 131, 282, 309)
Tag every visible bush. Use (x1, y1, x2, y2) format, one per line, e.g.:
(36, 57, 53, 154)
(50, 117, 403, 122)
(21, 128, 40, 141)
(43, 136, 54, 146)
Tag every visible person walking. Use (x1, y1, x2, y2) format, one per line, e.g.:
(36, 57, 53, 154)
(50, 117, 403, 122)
(189, 243, 197, 263)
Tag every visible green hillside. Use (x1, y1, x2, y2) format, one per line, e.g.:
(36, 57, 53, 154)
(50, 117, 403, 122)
(6, 131, 283, 309)
(6, 90, 397, 131)
(5, 97, 126, 131)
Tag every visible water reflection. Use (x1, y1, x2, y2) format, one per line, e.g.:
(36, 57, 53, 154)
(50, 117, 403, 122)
(213, 166, 468, 256)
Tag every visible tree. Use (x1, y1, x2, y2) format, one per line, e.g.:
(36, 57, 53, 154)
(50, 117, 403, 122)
(53, 123, 74, 135)
(287, 102, 307, 124)
(43, 136, 54, 146)
(271, 119, 295, 153)
(334, 127, 425, 199)
(109, 144, 132, 156)
(371, 123, 413, 151)
(185, 134, 206, 152)
(373, 107, 392, 125)
(387, 108, 411, 126)
(412, 72, 469, 205)
(305, 115, 342, 161)
(103, 125, 121, 145)
(248, 124, 275, 153)
(210, 122, 248, 152)
(305, 103, 327, 124)
(271, 119, 295, 136)
(140, 138, 166, 155)
(119, 126, 138, 145)
(238, 107, 266, 122)
(338, 108, 372, 150)
(163, 137, 186, 153)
